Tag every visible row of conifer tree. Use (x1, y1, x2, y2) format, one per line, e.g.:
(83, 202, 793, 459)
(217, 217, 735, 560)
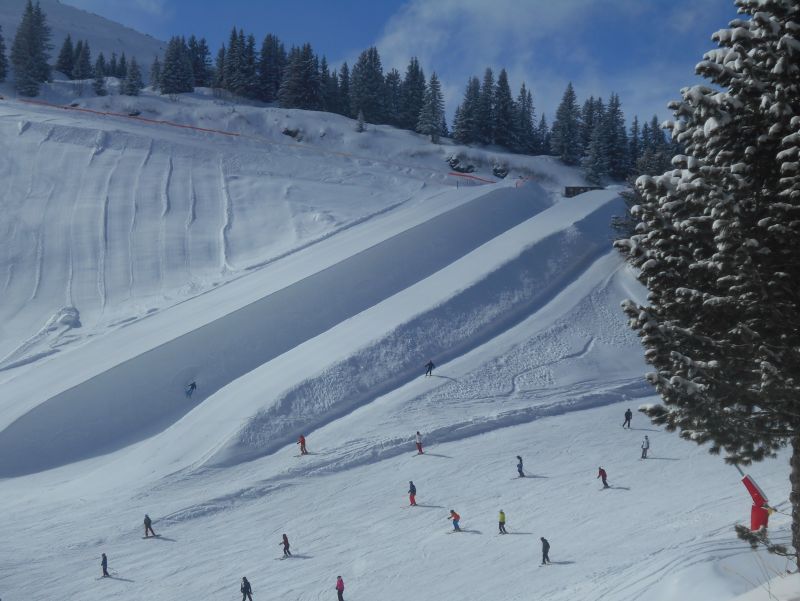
(0, 2, 675, 182)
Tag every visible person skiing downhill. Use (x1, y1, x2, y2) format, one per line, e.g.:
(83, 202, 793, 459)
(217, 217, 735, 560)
(516, 455, 524, 478)
(185, 381, 197, 398)
(540, 537, 551, 565)
(144, 514, 156, 537)
(641, 435, 650, 459)
(597, 467, 609, 488)
(241, 576, 253, 601)
(335, 575, 345, 601)
(100, 553, 109, 577)
(279, 533, 291, 557)
(623, 408, 633, 428)
(447, 509, 461, 531)
(415, 431, 424, 454)
(408, 481, 417, 506)
(297, 434, 308, 455)
(498, 510, 507, 534)
(425, 360, 435, 377)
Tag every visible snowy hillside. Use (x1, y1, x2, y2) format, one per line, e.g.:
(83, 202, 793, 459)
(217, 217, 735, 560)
(0, 0, 165, 73)
(0, 84, 796, 600)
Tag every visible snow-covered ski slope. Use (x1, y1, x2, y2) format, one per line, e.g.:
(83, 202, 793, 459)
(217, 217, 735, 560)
(0, 86, 796, 600)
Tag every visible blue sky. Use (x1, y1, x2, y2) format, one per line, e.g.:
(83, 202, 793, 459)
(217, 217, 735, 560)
(66, 0, 738, 124)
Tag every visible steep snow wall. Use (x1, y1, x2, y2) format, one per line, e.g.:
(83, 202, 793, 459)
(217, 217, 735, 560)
(0, 187, 545, 476)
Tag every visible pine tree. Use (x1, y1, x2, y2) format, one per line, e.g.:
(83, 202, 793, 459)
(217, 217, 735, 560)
(536, 114, 550, 154)
(514, 83, 535, 154)
(92, 52, 106, 95)
(550, 82, 582, 165)
(350, 46, 385, 123)
(605, 93, 629, 180)
(580, 97, 596, 155)
(257, 33, 285, 102)
(55, 33, 74, 78)
(338, 62, 351, 117)
(108, 52, 118, 78)
(213, 45, 225, 88)
(476, 68, 495, 145)
(277, 43, 321, 110)
(122, 57, 143, 96)
(241, 33, 258, 98)
(384, 68, 402, 127)
(493, 68, 516, 150)
(616, 0, 800, 569)
(72, 39, 92, 81)
(628, 116, 641, 175)
(400, 57, 425, 131)
(416, 72, 444, 143)
(453, 76, 481, 145)
(0, 25, 7, 83)
(223, 28, 243, 95)
(187, 35, 211, 87)
(117, 52, 128, 79)
(582, 114, 609, 184)
(355, 108, 365, 132)
(150, 56, 161, 92)
(11, 0, 51, 96)
(160, 36, 193, 94)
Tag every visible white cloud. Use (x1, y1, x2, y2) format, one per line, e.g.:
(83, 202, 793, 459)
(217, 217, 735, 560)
(66, 0, 167, 17)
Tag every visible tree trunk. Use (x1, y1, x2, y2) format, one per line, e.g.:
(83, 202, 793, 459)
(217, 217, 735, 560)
(792, 436, 800, 571)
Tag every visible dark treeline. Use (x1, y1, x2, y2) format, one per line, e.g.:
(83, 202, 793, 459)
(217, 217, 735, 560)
(2, 1, 678, 177)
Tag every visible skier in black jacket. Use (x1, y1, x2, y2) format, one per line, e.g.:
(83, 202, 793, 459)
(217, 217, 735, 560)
(623, 408, 633, 428)
(241, 577, 253, 601)
(540, 537, 551, 565)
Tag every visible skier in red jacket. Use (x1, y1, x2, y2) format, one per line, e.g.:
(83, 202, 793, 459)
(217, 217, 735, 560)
(298, 435, 308, 455)
(597, 466, 609, 488)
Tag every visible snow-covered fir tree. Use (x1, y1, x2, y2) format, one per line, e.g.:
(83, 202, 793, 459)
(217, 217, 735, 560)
(350, 46, 385, 123)
(117, 52, 127, 79)
(582, 112, 610, 184)
(514, 83, 535, 154)
(338, 62, 351, 117)
(55, 33, 73, 78)
(492, 68, 517, 150)
(476, 67, 495, 145)
(257, 34, 285, 102)
(72, 39, 92, 81)
(223, 29, 243, 95)
(108, 53, 118, 78)
(400, 57, 426, 131)
(536, 114, 550, 154)
(92, 53, 106, 96)
(550, 82, 582, 165)
(416, 72, 444, 143)
(277, 43, 321, 110)
(188, 35, 211, 87)
(605, 93, 629, 180)
(10, 0, 52, 96)
(616, 0, 800, 569)
(150, 56, 161, 92)
(627, 116, 641, 174)
(0, 25, 7, 83)
(122, 57, 143, 96)
(580, 96, 598, 156)
(453, 76, 481, 145)
(160, 36, 193, 94)
(213, 46, 225, 88)
(383, 68, 402, 127)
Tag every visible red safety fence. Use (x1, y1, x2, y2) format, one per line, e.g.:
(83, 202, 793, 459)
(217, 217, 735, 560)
(448, 172, 497, 185)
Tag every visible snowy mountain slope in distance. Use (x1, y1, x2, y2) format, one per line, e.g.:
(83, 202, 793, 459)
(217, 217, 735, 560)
(0, 0, 165, 74)
(0, 85, 585, 371)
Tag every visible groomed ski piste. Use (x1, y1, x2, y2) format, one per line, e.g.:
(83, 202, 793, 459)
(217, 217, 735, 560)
(0, 81, 798, 601)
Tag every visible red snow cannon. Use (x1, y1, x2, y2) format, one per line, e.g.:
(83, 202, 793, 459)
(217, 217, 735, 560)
(741, 474, 770, 531)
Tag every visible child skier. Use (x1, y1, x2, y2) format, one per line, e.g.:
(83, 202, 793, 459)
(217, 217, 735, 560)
(241, 576, 253, 601)
(597, 466, 609, 488)
(499, 510, 507, 534)
(516, 455, 524, 478)
(447, 509, 461, 531)
(279, 533, 291, 557)
(641, 435, 650, 459)
(144, 514, 156, 537)
(415, 431, 424, 454)
(408, 481, 417, 506)
(425, 360, 435, 376)
(297, 434, 308, 455)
